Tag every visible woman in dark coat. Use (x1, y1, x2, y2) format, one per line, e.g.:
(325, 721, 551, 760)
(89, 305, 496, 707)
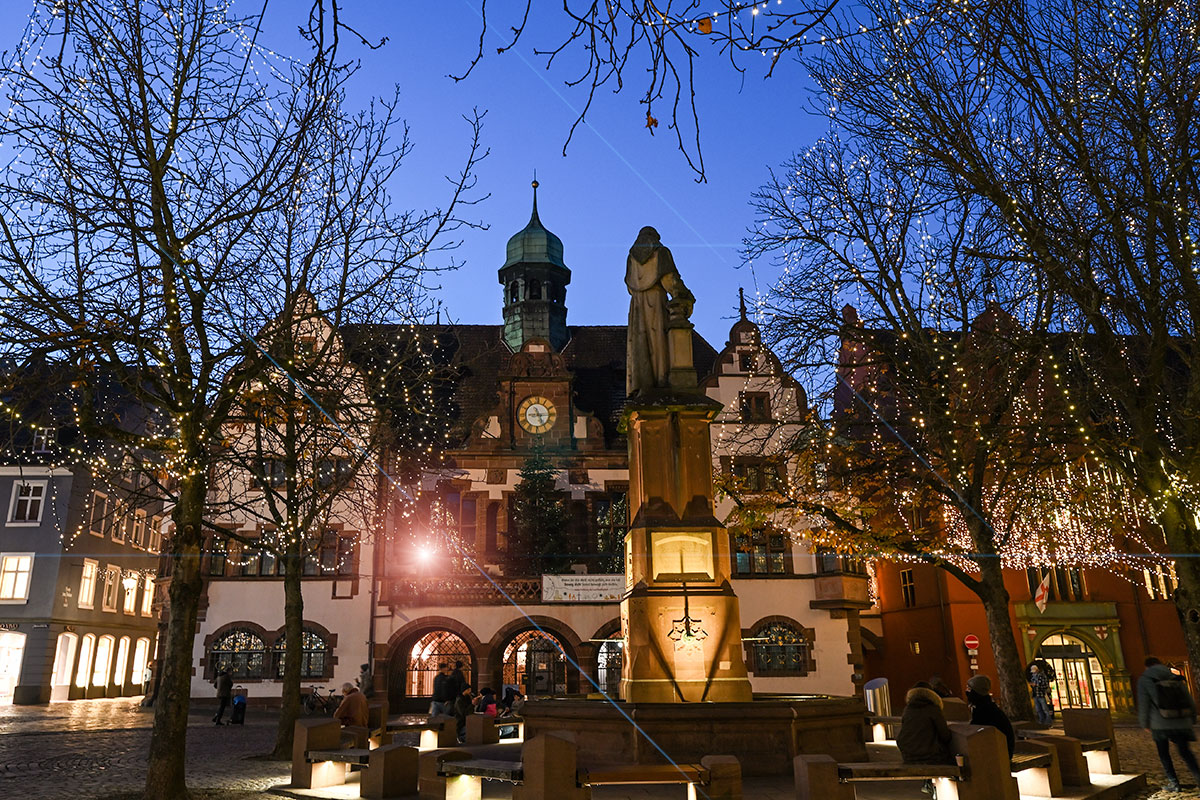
(897, 683, 955, 765)
(965, 675, 1014, 757)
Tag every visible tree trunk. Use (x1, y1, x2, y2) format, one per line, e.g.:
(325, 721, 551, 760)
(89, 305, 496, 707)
(1162, 496, 1200, 676)
(144, 479, 206, 799)
(272, 545, 305, 759)
(976, 556, 1034, 720)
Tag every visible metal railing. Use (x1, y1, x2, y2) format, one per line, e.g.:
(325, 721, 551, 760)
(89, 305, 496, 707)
(383, 575, 542, 606)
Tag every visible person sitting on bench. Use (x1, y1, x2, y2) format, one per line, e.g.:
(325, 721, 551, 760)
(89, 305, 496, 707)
(897, 681, 955, 796)
(334, 681, 369, 728)
(966, 675, 1014, 757)
(454, 685, 475, 743)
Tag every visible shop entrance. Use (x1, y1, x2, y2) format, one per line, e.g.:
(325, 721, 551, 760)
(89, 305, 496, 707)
(0, 631, 26, 705)
(1037, 633, 1109, 709)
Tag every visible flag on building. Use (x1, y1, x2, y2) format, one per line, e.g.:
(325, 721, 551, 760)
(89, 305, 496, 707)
(1034, 572, 1051, 613)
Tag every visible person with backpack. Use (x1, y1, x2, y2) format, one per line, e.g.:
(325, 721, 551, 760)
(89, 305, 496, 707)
(1029, 664, 1053, 724)
(1138, 656, 1200, 792)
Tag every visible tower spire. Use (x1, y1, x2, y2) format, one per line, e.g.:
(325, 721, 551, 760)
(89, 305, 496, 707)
(530, 172, 540, 224)
(738, 287, 747, 321)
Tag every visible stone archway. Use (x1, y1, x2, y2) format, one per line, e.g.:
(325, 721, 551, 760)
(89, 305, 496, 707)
(384, 617, 483, 712)
(1032, 629, 1115, 711)
(485, 616, 584, 696)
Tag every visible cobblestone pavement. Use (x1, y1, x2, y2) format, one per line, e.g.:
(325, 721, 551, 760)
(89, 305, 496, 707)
(2, 700, 1200, 799)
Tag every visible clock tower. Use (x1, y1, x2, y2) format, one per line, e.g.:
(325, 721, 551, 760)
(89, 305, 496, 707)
(499, 181, 571, 352)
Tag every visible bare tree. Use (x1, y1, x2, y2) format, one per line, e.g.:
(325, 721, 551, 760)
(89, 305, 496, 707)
(0, 1, 482, 795)
(800, 0, 1200, 686)
(459, 1, 838, 180)
(741, 130, 1154, 716)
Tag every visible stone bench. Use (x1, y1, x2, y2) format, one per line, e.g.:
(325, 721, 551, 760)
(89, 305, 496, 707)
(1012, 741, 1064, 798)
(464, 714, 524, 745)
(1062, 709, 1120, 775)
(386, 714, 458, 749)
(293, 718, 419, 797)
(797, 722, 1018, 800)
(579, 755, 741, 799)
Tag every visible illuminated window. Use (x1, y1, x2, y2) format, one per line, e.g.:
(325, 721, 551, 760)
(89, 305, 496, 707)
(131, 638, 150, 687)
(111, 506, 126, 543)
(8, 481, 46, 523)
(149, 517, 163, 553)
(406, 631, 472, 697)
(208, 628, 266, 680)
(131, 510, 147, 548)
(101, 565, 121, 612)
(113, 637, 131, 687)
(75, 634, 95, 688)
(1026, 566, 1086, 602)
(78, 559, 98, 609)
(273, 628, 330, 679)
(141, 575, 155, 616)
(751, 622, 812, 676)
(92, 635, 114, 687)
(122, 574, 138, 614)
(0, 553, 33, 602)
(1144, 564, 1177, 600)
(733, 529, 788, 575)
(900, 569, 916, 607)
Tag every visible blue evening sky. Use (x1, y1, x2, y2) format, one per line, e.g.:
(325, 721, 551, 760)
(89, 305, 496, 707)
(8, 1, 831, 350)
(280, 2, 830, 348)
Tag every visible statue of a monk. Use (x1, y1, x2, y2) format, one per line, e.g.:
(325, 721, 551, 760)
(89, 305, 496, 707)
(626, 226, 695, 395)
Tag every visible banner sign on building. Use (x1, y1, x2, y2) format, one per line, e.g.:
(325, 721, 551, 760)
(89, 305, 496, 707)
(542, 574, 624, 603)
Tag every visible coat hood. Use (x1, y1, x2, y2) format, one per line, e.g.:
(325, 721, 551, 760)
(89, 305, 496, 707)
(1144, 663, 1177, 682)
(906, 687, 945, 709)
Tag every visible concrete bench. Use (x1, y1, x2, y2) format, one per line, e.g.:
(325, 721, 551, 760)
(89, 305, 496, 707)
(293, 718, 419, 797)
(386, 714, 458, 749)
(579, 755, 741, 799)
(1012, 741, 1064, 798)
(293, 718, 352, 789)
(361, 742, 419, 800)
(307, 748, 371, 765)
(1062, 709, 1120, 775)
(797, 722, 1017, 800)
(464, 714, 524, 745)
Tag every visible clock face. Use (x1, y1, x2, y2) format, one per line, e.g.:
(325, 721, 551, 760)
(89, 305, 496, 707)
(518, 395, 557, 434)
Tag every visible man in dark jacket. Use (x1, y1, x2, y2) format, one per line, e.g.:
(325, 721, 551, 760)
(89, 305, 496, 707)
(212, 669, 233, 726)
(450, 660, 468, 698)
(1138, 656, 1200, 792)
(453, 685, 475, 743)
(430, 662, 454, 717)
(965, 675, 1014, 757)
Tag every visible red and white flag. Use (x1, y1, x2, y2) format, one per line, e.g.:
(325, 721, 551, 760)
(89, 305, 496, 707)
(1034, 572, 1051, 613)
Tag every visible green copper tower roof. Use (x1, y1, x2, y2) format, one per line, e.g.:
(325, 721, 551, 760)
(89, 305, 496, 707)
(503, 181, 565, 269)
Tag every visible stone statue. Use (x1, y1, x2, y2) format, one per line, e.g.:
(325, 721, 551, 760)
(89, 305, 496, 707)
(625, 226, 695, 395)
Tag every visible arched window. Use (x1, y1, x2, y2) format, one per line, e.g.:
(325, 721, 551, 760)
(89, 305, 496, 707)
(528, 279, 542, 300)
(596, 636, 624, 699)
(752, 622, 811, 676)
(92, 635, 114, 687)
(273, 628, 330, 679)
(405, 631, 472, 697)
(52, 632, 78, 688)
(208, 628, 266, 679)
(131, 638, 151, 687)
(114, 637, 131, 688)
(503, 630, 566, 696)
(75, 634, 95, 688)
(508, 281, 520, 303)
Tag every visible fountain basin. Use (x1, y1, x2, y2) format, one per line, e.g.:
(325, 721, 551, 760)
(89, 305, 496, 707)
(521, 694, 868, 776)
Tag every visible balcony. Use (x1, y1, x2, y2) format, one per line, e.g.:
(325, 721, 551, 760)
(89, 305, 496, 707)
(382, 575, 543, 607)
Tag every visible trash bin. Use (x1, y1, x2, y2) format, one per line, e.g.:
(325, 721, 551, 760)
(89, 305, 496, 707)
(231, 685, 247, 725)
(863, 677, 890, 716)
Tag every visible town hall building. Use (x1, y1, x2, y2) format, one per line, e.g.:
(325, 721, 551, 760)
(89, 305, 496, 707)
(187, 188, 869, 709)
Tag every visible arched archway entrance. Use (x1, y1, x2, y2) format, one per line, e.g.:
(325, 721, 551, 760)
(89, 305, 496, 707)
(1037, 632, 1109, 709)
(595, 637, 624, 698)
(503, 630, 567, 697)
(388, 630, 473, 711)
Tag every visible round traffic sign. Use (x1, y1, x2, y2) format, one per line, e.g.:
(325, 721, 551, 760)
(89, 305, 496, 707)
(963, 634, 980, 650)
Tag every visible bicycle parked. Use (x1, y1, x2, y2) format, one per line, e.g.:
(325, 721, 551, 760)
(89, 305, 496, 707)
(302, 685, 337, 715)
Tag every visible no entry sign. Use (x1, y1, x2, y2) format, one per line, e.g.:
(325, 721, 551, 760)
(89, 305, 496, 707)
(963, 634, 980, 650)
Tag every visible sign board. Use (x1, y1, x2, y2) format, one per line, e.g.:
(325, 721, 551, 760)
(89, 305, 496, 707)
(963, 634, 980, 650)
(542, 574, 624, 603)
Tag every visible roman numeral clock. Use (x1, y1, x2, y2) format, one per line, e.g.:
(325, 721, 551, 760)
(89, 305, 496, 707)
(517, 395, 557, 434)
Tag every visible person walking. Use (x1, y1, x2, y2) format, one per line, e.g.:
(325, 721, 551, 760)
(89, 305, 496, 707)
(897, 682, 954, 796)
(1138, 657, 1200, 792)
(429, 663, 454, 717)
(334, 682, 370, 728)
(1029, 664, 1053, 724)
(965, 675, 1014, 757)
(212, 669, 233, 726)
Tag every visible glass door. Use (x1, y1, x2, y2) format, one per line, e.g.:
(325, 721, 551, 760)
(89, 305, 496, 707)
(1038, 633, 1109, 709)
